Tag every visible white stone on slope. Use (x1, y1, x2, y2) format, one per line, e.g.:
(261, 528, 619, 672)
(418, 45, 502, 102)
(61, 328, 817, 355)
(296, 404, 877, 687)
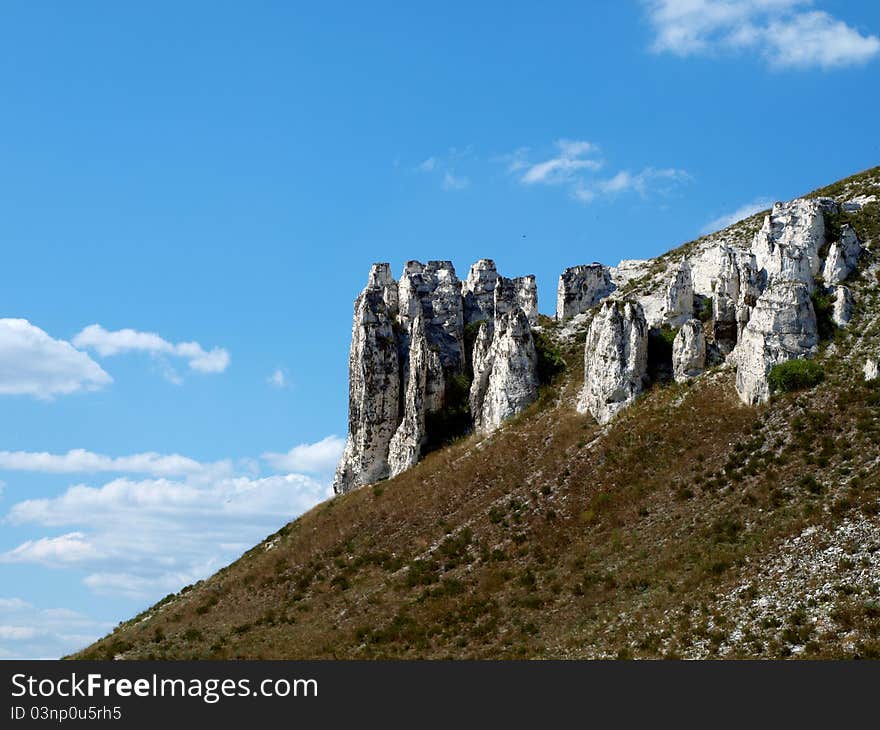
(822, 224, 862, 284)
(832, 285, 854, 328)
(733, 281, 819, 406)
(556, 264, 613, 321)
(469, 308, 538, 434)
(751, 198, 835, 289)
(865, 358, 878, 382)
(672, 319, 706, 383)
(662, 260, 694, 327)
(577, 299, 648, 424)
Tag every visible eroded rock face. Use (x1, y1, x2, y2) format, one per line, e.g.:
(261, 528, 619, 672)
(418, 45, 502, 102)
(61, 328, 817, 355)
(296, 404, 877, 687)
(398, 260, 465, 371)
(822, 224, 862, 285)
(831, 285, 854, 327)
(463, 259, 499, 325)
(515, 275, 539, 326)
(673, 319, 706, 383)
(663, 260, 694, 326)
(332, 268, 402, 492)
(712, 247, 760, 354)
(335, 259, 540, 492)
(388, 312, 440, 478)
(865, 358, 879, 382)
(733, 281, 819, 406)
(469, 308, 539, 433)
(577, 299, 648, 424)
(752, 198, 835, 288)
(556, 264, 613, 321)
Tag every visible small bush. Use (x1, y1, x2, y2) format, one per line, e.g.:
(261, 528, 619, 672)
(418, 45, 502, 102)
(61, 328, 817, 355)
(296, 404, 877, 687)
(533, 329, 565, 384)
(768, 359, 824, 394)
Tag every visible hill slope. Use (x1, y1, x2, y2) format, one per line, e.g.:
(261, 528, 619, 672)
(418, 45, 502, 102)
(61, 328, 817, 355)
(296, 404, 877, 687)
(74, 167, 880, 659)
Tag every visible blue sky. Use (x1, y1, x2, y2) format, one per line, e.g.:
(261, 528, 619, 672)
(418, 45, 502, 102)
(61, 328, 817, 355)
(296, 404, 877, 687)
(1, 0, 878, 658)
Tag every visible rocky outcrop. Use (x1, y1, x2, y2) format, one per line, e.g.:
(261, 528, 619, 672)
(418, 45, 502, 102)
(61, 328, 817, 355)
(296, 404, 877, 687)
(832, 285, 854, 327)
(470, 307, 538, 433)
(865, 358, 879, 382)
(387, 311, 438, 477)
(733, 281, 819, 405)
(577, 299, 648, 424)
(752, 198, 835, 289)
(332, 267, 402, 492)
(463, 259, 499, 325)
(335, 259, 539, 492)
(662, 260, 694, 326)
(822, 224, 862, 284)
(672, 319, 706, 383)
(711, 247, 760, 354)
(515, 275, 539, 326)
(556, 264, 613, 321)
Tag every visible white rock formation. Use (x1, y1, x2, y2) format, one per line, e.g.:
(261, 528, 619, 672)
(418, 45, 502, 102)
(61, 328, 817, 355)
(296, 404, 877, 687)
(398, 260, 465, 372)
(333, 267, 402, 492)
(822, 224, 862, 284)
(577, 299, 648, 424)
(865, 358, 878, 382)
(463, 259, 499, 325)
(556, 264, 613, 321)
(711, 246, 760, 353)
(733, 281, 819, 405)
(335, 259, 541, 492)
(469, 308, 539, 433)
(662, 260, 694, 326)
(515, 275, 539, 326)
(752, 198, 835, 289)
(832, 285, 854, 327)
(672, 319, 706, 383)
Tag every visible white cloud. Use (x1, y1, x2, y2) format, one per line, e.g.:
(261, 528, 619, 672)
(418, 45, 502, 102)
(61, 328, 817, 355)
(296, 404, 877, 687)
(644, 0, 880, 69)
(0, 597, 112, 659)
(267, 368, 287, 388)
(442, 171, 470, 190)
(0, 448, 231, 478)
(701, 197, 774, 233)
(518, 139, 602, 185)
(1, 468, 332, 597)
(417, 157, 437, 172)
(72, 324, 230, 377)
(507, 141, 687, 205)
(0, 319, 111, 399)
(262, 435, 344, 474)
(1, 532, 101, 566)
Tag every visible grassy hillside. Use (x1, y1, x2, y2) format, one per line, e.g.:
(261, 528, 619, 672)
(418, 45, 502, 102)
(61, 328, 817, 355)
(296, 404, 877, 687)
(73, 167, 880, 660)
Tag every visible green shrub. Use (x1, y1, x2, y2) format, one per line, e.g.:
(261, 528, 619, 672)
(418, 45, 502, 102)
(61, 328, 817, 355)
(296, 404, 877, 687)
(811, 287, 836, 341)
(768, 359, 824, 394)
(532, 329, 565, 384)
(424, 373, 472, 453)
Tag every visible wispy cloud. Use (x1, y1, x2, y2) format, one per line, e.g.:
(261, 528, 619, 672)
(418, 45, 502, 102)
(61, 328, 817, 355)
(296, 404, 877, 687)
(414, 147, 472, 192)
(442, 171, 470, 190)
(0, 319, 111, 399)
(267, 368, 287, 388)
(507, 141, 689, 205)
(0, 448, 232, 479)
(701, 197, 774, 234)
(73, 324, 230, 381)
(644, 0, 880, 69)
(517, 139, 602, 185)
